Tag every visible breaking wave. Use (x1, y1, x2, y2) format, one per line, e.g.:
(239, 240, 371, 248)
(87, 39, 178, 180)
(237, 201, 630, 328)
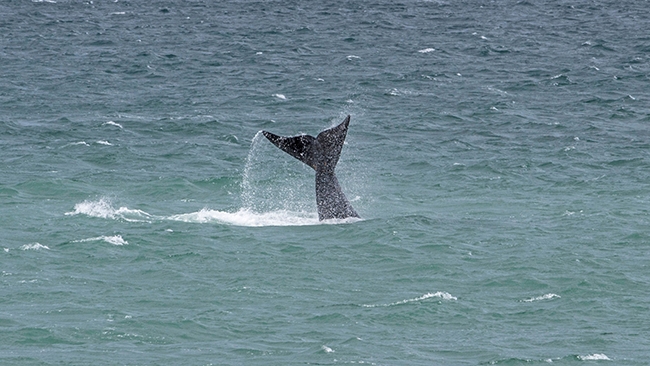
(65, 198, 153, 223)
(73, 235, 128, 246)
(362, 292, 457, 308)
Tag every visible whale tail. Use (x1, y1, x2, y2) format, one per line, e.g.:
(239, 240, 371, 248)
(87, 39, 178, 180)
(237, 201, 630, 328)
(262, 115, 350, 172)
(262, 115, 359, 221)
(261, 131, 317, 170)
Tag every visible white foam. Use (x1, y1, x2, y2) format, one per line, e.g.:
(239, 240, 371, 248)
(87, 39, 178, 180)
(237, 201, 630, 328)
(578, 353, 610, 361)
(346, 55, 360, 60)
(418, 48, 436, 53)
(20, 243, 50, 251)
(66, 198, 153, 222)
(362, 292, 457, 308)
(66, 197, 357, 227)
(103, 121, 123, 128)
(321, 345, 335, 353)
(523, 293, 560, 302)
(63, 141, 90, 147)
(273, 94, 287, 100)
(96, 140, 113, 146)
(74, 235, 128, 246)
(167, 208, 320, 227)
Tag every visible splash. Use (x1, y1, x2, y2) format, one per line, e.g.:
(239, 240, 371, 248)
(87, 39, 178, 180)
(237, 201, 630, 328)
(168, 208, 320, 227)
(66, 126, 358, 227)
(67, 197, 330, 227)
(240, 131, 265, 211)
(240, 131, 315, 215)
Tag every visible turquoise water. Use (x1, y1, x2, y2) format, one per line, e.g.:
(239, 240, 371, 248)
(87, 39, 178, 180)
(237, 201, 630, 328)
(2, 0, 650, 364)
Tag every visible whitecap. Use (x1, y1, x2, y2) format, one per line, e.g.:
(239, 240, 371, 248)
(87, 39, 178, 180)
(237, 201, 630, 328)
(63, 141, 90, 148)
(388, 88, 414, 97)
(362, 292, 457, 308)
(103, 121, 123, 129)
(418, 48, 435, 53)
(66, 197, 153, 222)
(20, 243, 50, 251)
(578, 353, 610, 361)
(523, 293, 560, 302)
(74, 235, 128, 246)
(321, 345, 335, 353)
(346, 55, 360, 60)
(96, 140, 113, 146)
(273, 94, 287, 100)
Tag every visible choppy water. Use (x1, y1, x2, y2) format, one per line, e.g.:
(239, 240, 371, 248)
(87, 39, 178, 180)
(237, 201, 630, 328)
(2, 0, 650, 365)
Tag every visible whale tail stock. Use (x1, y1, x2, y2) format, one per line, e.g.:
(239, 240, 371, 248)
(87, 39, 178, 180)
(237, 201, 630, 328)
(262, 115, 359, 221)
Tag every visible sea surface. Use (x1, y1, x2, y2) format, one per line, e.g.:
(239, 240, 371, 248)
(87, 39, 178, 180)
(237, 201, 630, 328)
(2, 0, 650, 365)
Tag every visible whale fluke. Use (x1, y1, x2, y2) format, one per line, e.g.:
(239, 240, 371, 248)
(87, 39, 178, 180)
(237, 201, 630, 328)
(262, 115, 359, 221)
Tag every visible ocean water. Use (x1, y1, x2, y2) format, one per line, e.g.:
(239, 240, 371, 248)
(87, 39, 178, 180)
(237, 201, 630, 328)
(2, 0, 650, 364)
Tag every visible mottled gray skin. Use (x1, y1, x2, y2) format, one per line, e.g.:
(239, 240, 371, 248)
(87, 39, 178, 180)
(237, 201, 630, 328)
(262, 115, 360, 221)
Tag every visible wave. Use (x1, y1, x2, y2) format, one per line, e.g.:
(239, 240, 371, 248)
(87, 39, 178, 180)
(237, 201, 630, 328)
(61, 140, 114, 148)
(103, 121, 123, 129)
(321, 345, 335, 353)
(73, 235, 128, 246)
(62, 141, 90, 147)
(362, 292, 457, 308)
(578, 353, 610, 361)
(488, 353, 612, 364)
(65, 198, 153, 223)
(522, 293, 560, 302)
(67, 197, 358, 227)
(20, 243, 50, 251)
